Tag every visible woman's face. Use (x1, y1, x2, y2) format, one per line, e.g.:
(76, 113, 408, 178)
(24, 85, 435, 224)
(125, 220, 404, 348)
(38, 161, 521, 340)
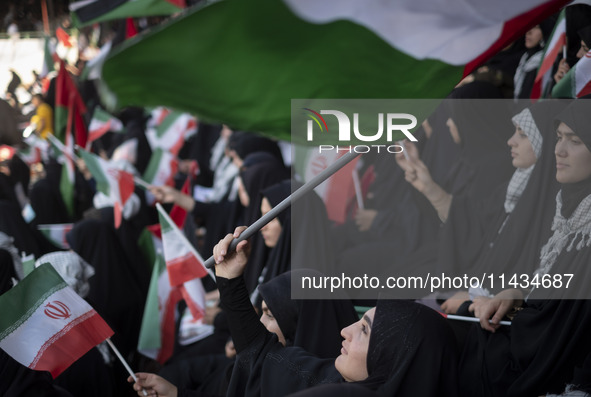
(525, 25, 543, 49)
(555, 122, 591, 183)
(577, 40, 590, 59)
(335, 307, 375, 382)
(507, 126, 537, 169)
(260, 197, 282, 248)
(260, 300, 286, 346)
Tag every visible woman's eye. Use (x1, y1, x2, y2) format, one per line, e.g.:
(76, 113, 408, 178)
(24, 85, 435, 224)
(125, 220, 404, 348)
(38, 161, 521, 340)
(572, 140, 582, 145)
(519, 133, 527, 139)
(361, 325, 367, 335)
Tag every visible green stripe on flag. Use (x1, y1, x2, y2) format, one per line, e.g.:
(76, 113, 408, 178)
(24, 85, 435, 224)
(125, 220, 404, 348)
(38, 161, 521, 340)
(158, 210, 173, 234)
(103, 0, 463, 142)
(138, 227, 156, 272)
(72, 0, 182, 27)
(143, 148, 165, 184)
(79, 150, 111, 196)
(54, 106, 68, 142)
(156, 112, 182, 139)
(0, 264, 67, 340)
(137, 254, 166, 351)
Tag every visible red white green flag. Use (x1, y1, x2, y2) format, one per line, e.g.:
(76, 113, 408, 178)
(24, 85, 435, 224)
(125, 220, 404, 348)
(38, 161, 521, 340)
(137, 253, 182, 364)
(146, 112, 197, 156)
(142, 148, 179, 188)
(156, 203, 211, 286)
(531, 9, 566, 99)
(37, 223, 74, 249)
(551, 49, 591, 98)
(54, 60, 87, 146)
(78, 149, 136, 228)
(88, 107, 124, 144)
(0, 263, 113, 378)
(102, 0, 568, 141)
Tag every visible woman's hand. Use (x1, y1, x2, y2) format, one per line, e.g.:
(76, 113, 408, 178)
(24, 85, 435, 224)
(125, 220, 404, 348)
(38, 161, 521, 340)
(469, 289, 523, 332)
(149, 185, 195, 211)
(127, 373, 177, 397)
(395, 141, 435, 194)
(355, 209, 378, 232)
(440, 291, 470, 314)
(213, 226, 250, 279)
(554, 58, 570, 83)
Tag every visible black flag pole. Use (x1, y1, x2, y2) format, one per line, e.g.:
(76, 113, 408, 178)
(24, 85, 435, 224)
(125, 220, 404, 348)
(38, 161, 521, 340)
(204, 150, 361, 269)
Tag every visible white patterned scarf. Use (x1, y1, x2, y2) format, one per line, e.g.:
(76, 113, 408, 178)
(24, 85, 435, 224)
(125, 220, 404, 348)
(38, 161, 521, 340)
(534, 192, 591, 278)
(504, 108, 544, 213)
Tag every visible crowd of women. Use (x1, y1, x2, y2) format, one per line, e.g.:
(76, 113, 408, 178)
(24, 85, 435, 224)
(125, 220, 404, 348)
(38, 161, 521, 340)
(2, 6, 591, 397)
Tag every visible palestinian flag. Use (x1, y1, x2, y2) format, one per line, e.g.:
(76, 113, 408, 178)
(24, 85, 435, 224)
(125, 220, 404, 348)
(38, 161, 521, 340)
(70, 0, 185, 27)
(78, 149, 135, 228)
(54, 60, 87, 146)
(145, 112, 197, 155)
(293, 146, 359, 224)
(137, 253, 182, 364)
(156, 203, 209, 286)
(88, 107, 124, 144)
(103, 0, 568, 141)
(37, 223, 74, 249)
(0, 264, 113, 378)
(552, 50, 591, 98)
(531, 10, 566, 99)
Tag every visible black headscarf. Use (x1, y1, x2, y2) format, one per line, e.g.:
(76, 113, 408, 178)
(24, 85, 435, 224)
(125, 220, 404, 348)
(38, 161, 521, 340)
(554, 98, 591, 218)
(357, 300, 459, 396)
(239, 157, 290, 293)
(229, 132, 283, 165)
(258, 269, 358, 359)
(439, 100, 569, 282)
(66, 219, 145, 357)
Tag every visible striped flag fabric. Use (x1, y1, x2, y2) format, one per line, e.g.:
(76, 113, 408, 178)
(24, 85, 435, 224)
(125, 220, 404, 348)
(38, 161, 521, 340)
(70, 0, 185, 27)
(137, 253, 182, 364)
(531, 9, 566, 99)
(294, 146, 360, 224)
(142, 148, 179, 188)
(78, 149, 135, 228)
(551, 49, 591, 98)
(156, 203, 209, 286)
(87, 107, 124, 144)
(0, 264, 113, 378)
(37, 223, 74, 249)
(102, 0, 568, 141)
(145, 111, 197, 155)
(54, 60, 87, 146)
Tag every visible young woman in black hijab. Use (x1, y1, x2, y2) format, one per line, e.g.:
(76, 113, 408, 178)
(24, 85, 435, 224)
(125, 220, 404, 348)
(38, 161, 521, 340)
(189, 230, 460, 397)
(459, 99, 591, 396)
(435, 100, 569, 312)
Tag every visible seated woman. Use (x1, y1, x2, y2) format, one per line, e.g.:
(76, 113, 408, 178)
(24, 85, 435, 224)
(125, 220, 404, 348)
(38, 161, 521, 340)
(175, 228, 459, 397)
(129, 269, 358, 396)
(459, 99, 591, 396)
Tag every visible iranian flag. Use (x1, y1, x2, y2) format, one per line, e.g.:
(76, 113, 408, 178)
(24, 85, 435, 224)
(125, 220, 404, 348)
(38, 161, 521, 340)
(147, 176, 190, 239)
(0, 264, 113, 378)
(88, 107, 124, 144)
(143, 148, 179, 188)
(37, 223, 74, 249)
(531, 10, 566, 99)
(70, 0, 185, 27)
(294, 146, 359, 224)
(145, 112, 198, 155)
(102, 0, 568, 141)
(78, 149, 135, 228)
(156, 203, 210, 286)
(137, 253, 182, 363)
(551, 50, 591, 98)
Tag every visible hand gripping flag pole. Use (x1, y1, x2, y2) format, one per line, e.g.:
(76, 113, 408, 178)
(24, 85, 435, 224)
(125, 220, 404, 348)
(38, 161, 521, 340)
(203, 151, 361, 269)
(106, 338, 148, 396)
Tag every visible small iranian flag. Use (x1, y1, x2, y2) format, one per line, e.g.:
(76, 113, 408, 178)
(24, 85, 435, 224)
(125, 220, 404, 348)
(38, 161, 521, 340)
(37, 223, 74, 249)
(0, 264, 113, 378)
(294, 145, 359, 224)
(156, 203, 211, 286)
(531, 9, 566, 99)
(137, 253, 182, 364)
(54, 60, 87, 146)
(143, 148, 179, 188)
(78, 149, 135, 228)
(552, 50, 591, 98)
(146, 112, 198, 156)
(88, 107, 124, 144)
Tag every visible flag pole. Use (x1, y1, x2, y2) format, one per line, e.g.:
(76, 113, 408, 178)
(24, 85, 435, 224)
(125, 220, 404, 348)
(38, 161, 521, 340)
(445, 314, 511, 326)
(105, 338, 148, 396)
(203, 150, 362, 269)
